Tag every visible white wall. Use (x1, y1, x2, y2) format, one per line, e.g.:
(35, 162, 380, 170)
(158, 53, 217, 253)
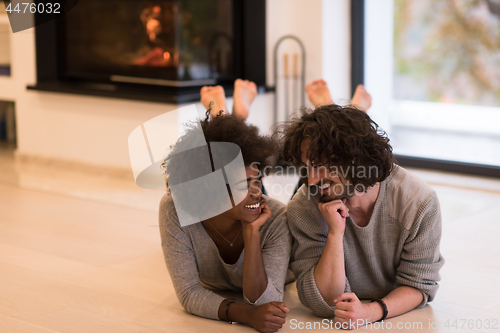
(0, 24, 10, 65)
(266, 0, 324, 87)
(322, 0, 352, 104)
(0, 5, 10, 65)
(364, 0, 393, 133)
(0, 1, 350, 170)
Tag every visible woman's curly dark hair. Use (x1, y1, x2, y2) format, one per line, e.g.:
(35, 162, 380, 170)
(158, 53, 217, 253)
(281, 104, 395, 188)
(165, 105, 278, 188)
(199, 108, 278, 170)
(163, 106, 277, 217)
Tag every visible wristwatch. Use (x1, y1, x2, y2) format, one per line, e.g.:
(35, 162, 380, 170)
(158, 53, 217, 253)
(371, 298, 388, 322)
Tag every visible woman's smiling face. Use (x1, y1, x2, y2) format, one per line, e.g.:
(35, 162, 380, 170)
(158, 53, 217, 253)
(224, 166, 264, 223)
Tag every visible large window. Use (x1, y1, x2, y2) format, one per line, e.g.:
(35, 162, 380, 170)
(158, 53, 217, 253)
(362, 0, 500, 170)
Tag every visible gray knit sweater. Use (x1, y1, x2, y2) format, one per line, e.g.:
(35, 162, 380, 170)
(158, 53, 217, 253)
(159, 194, 292, 320)
(287, 165, 445, 318)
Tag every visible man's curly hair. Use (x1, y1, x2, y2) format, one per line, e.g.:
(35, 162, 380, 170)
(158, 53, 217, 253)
(281, 104, 395, 188)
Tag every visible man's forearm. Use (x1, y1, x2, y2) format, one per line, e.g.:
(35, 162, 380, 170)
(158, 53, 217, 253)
(314, 232, 345, 306)
(375, 286, 424, 321)
(331, 286, 423, 328)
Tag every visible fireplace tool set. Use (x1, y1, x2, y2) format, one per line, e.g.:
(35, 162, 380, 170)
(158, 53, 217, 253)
(273, 35, 306, 124)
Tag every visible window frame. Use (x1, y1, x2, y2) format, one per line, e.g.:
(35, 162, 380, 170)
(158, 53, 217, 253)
(350, 0, 500, 178)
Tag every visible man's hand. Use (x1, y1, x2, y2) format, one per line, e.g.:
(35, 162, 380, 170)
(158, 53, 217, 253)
(333, 293, 384, 330)
(248, 302, 289, 333)
(318, 199, 349, 235)
(313, 198, 348, 306)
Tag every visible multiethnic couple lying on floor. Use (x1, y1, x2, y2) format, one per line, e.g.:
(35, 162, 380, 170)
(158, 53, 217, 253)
(159, 79, 444, 332)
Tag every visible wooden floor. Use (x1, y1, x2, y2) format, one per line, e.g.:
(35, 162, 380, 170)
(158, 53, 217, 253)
(1, 150, 500, 332)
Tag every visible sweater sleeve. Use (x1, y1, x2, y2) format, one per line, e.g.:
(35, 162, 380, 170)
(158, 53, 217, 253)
(243, 209, 292, 305)
(395, 191, 445, 308)
(159, 195, 225, 320)
(287, 196, 351, 318)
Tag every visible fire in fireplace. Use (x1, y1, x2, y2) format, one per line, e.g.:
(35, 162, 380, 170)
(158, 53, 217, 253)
(65, 0, 235, 85)
(29, 0, 266, 103)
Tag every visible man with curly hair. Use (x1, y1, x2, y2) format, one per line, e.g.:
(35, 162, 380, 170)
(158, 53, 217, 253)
(283, 80, 444, 329)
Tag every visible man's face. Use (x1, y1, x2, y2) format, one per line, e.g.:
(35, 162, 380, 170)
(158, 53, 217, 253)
(300, 139, 354, 203)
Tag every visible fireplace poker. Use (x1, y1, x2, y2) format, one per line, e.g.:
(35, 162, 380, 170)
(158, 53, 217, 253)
(284, 54, 289, 119)
(273, 35, 306, 124)
(293, 53, 298, 111)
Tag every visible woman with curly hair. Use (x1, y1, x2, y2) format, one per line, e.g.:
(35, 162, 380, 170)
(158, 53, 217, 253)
(159, 80, 292, 333)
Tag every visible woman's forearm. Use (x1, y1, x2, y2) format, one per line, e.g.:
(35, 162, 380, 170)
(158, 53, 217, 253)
(314, 232, 346, 306)
(242, 227, 268, 303)
(218, 300, 253, 323)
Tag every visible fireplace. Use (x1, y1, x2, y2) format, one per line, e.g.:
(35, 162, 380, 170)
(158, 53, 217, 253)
(28, 0, 266, 103)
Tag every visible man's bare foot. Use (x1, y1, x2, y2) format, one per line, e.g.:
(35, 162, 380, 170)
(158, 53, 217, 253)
(305, 79, 333, 107)
(350, 84, 372, 112)
(200, 85, 227, 118)
(232, 79, 257, 120)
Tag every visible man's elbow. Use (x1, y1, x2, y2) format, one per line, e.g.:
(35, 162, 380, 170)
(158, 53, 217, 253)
(296, 286, 336, 318)
(311, 307, 336, 319)
(398, 284, 434, 309)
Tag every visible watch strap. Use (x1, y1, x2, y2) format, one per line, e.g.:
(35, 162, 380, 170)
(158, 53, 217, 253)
(371, 298, 388, 322)
(225, 299, 235, 324)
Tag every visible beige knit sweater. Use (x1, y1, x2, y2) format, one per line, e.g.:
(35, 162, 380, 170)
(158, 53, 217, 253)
(159, 194, 292, 320)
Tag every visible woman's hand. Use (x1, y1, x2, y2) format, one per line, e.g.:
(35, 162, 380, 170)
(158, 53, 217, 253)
(241, 197, 272, 302)
(248, 302, 289, 333)
(242, 198, 273, 232)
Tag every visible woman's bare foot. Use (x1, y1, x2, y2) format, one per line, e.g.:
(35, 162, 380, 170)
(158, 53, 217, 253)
(350, 84, 372, 112)
(200, 85, 227, 117)
(232, 79, 257, 119)
(305, 79, 333, 107)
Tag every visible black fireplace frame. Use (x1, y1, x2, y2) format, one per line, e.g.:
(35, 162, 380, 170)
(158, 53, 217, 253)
(27, 0, 266, 104)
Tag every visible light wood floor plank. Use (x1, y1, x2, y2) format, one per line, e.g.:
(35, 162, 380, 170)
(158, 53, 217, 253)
(0, 243, 172, 305)
(0, 185, 159, 267)
(0, 278, 170, 333)
(1, 160, 500, 333)
(0, 313, 61, 333)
